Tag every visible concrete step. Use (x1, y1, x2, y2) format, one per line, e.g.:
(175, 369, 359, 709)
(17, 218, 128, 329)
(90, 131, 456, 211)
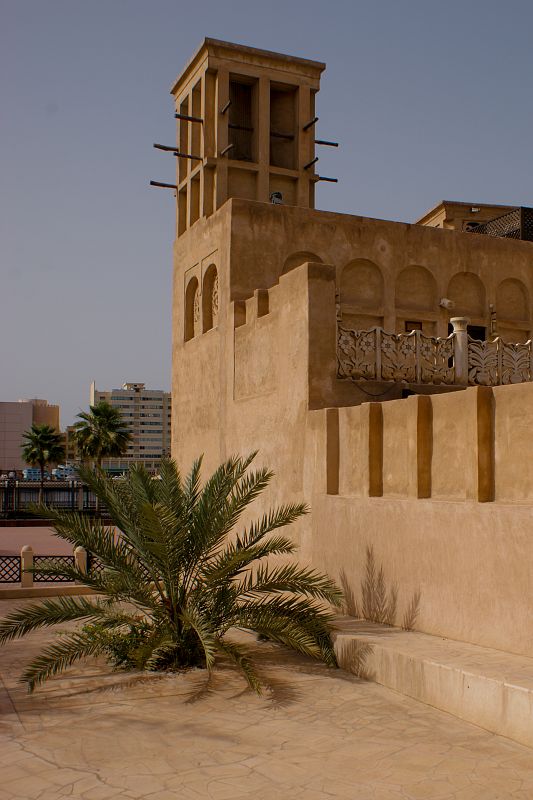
(333, 618, 533, 748)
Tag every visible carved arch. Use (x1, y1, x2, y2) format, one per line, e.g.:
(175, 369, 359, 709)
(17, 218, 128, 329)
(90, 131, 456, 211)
(395, 265, 437, 312)
(202, 264, 219, 333)
(184, 276, 199, 342)
(281, 251, 322, 275)
(447, 272, 486, 317)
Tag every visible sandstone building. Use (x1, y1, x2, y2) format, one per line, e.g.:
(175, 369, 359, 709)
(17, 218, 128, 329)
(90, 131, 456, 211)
(165, 40, 533, 742)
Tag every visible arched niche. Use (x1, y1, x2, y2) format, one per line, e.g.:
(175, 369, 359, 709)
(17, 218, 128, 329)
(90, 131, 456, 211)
(497, 278, 529, 322)
(340, 259, 384, 329)
(341, 259, 384, 309)
(395, 265, 437, 312)
(281, 251, 322, 275)
(202, 264, 219, 333)
(447, 272, 486, 318)
(184, 276, 199, 342)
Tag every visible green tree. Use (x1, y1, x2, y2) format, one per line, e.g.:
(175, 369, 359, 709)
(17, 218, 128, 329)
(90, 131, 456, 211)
(21, 424, 65, 503)
(0, 454, 341, 693)
(73, 401, 131, 469)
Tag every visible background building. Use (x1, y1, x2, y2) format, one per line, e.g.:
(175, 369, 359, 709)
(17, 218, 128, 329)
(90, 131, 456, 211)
(89, 382, 171, 474)
(0, 399, 60, 473)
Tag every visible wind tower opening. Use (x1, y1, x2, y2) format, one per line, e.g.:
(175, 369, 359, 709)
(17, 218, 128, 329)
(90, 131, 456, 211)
(168, 39, 326, 237)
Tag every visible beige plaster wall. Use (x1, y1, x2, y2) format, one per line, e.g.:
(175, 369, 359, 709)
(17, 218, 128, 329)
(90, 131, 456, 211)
(310, 493, 533, 658)
(313, 381, 533, 655)
(381, 400, 414, 497)
(494, 382, 533, 503)
(172, 198, 533, 658)
(172, 204, 231, 475)
(227, 199, 533, 340)
(430, 391, 473, 501)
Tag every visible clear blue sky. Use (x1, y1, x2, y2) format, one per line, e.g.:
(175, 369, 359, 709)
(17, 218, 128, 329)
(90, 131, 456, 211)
(2, 0, 532, 426)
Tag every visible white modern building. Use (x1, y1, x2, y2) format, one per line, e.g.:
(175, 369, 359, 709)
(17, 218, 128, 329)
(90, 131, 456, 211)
(89, 382, 171, 474)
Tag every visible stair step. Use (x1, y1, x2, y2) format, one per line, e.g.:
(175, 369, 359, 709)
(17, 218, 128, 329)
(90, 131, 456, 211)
(333, 618, 533, 748)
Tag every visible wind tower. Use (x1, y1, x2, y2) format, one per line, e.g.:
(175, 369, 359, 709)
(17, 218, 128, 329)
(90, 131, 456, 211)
(153, 39, 330, 237)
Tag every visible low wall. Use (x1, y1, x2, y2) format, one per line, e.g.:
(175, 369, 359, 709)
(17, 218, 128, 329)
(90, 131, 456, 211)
(312, 495, 533, 658)
(306, 381, 533, 657)
(333, 382, 533, 503)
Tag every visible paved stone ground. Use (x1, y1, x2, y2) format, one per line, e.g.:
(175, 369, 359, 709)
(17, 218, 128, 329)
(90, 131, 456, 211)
(1, 599, 533, 799)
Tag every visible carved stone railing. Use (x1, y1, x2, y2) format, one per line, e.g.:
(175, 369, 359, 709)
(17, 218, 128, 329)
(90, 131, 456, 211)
(337, 317, 533, 387)
(338, 327, 456, 385)
(468, 337, 533, 385)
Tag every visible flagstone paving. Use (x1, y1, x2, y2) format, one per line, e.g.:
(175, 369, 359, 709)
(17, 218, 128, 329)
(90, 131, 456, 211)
(1, 598, 533, 799)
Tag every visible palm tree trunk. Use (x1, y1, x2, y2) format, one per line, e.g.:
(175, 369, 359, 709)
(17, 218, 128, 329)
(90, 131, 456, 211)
(39, 464, 44, 505)
(95, 455, 101, 515)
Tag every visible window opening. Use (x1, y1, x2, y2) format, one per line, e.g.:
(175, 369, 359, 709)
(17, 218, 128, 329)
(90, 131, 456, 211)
(229, 81, 254, 161)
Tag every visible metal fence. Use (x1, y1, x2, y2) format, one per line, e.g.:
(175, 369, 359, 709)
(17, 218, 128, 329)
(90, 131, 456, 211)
(0, 481, 102, 516)
(0, 548, 155, 586)
(33, 555, 76, 583)
(0, 555, 21, 583)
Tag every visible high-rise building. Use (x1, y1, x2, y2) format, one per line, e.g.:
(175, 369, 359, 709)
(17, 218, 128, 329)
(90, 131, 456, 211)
(88, 382, 171, 474)
(0, 399, 60, 472)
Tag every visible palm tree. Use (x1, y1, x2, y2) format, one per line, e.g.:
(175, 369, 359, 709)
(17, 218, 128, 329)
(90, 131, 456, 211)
(0, 454, 342, 693)
(73, 401, 132, 513)
(21, 424, 65, 503)
(73, 401, 131, 469)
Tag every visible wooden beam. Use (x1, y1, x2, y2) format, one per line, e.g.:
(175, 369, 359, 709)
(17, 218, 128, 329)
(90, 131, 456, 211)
(303, 116, 319, 131)
(270, 130, 294, 140)
(153, 143, 178, 152)
(174, 113, 203, 123)
(150, 181, 177, 189)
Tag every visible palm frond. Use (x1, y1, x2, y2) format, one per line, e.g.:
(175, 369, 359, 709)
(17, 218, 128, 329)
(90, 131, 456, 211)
(236, 563, 343, 603)
(185, 455, 264, 562)
(215, 638, 263, 694)
(236, 503, 309, 550)
(0, 596, 127, 644)
(236, 603, 338, 666)
(21, 630, 107, 692)
(2, 452, 342, 692)
(201, 535, 296, 587)
(155, 459, 186, 512)
(178, 606, 217, 670)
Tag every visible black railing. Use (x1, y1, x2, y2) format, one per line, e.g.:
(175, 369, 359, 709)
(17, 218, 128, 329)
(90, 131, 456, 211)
(33, 555, 76, 583)
(0, 481, 106, 517)
(0, 550, 155, 585)
(87, 553, 153, 581)
(0, 555, 21, 583)
(87, 552, 106, 576)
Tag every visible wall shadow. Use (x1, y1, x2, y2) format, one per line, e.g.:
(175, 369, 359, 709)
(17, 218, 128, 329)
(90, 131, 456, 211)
(339, 544, 421, 630)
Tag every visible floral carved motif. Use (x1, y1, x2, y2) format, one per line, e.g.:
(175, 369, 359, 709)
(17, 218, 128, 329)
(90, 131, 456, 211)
(212, 274, 219, 325)
(193, 286, 200, 335)
(338, 327, 455, 385)
(337, 328, 377, 380)
(468, 337, 533, 385)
